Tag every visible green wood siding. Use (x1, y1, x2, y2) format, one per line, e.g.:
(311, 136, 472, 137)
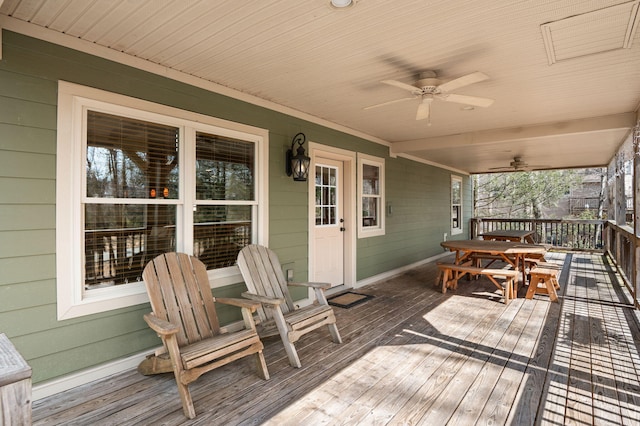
(357, 158, 457, 278)
(0, 30, 471, 384)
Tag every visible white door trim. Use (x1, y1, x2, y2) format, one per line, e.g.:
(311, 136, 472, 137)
(308, 142, 356, 292)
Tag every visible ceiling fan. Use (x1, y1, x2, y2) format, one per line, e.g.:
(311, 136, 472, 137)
(488, 156, 548, 172)
(364, 70, 494, 124)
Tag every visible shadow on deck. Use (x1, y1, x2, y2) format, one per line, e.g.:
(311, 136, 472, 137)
(32, 252, 640, 425)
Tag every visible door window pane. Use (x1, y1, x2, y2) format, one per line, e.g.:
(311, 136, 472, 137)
(315, 165, 338, 226)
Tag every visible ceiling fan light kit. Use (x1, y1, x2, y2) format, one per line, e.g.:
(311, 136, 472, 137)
(365, 70, 495, 124)
(329, 0, 355, 9)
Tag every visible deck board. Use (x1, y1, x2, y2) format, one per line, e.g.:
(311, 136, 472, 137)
(31, 252, 640, 425)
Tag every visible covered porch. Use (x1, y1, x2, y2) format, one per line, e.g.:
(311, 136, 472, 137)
(31, 251, 640, 425)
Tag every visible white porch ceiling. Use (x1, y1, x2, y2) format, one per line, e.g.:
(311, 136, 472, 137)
(1, 0, 639, 174)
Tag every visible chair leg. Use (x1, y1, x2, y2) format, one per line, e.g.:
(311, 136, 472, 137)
(254, 350, 270, 380)
(175, 379, 196, 419)
(162, 335, 197, 418)
(270, 307, 303, 368)
(328, 323, 342, 344)
(282, 338, 302, 368)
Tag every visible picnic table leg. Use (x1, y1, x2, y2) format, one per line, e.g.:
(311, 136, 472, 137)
(441, 269, 450, 294)
(516, 254, 528, 293)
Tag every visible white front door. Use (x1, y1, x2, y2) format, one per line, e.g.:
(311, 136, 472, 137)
(312, 158, 345, 287)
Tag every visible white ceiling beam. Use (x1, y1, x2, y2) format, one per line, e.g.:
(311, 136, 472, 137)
(391, 112, 637, 154)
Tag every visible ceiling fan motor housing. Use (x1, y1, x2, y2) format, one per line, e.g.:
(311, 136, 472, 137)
(416, 71, 439, 91)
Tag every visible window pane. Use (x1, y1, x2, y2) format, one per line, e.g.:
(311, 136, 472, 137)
(84, 204, 176, 288)
(362, 197, 378, 227)
(452, 180, 461, 204)
(86, 111, 179, 199)
(452, 205, 460, 228)
(363, 164, 379, 195)
(196, 132, 254, 201)
(193, 205, 252, 269)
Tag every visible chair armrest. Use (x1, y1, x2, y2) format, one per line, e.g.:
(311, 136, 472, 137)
(216, 297, 261, 312)
(241, 291, 285, 306)
(288, 281, 331, 290)
(144, 313, 179, 336)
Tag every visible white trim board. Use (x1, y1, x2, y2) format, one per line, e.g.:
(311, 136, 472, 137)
(354, 251, 451, 289)
(32, 351, 148, 401)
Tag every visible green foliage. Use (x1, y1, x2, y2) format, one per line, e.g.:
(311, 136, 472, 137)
(475, 170, 581, 219)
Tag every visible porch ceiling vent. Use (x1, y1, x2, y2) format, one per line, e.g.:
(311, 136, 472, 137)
(541, 0, 640, 65)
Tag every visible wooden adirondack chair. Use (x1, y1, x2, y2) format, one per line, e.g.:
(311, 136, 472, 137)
(236, 244, 342, 368)
(140, 252, 269, 419)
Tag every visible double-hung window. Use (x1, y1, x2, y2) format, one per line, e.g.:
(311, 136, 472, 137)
(451, 175, 463, 235)
(358, 154, 385, 237)
(56, 82, 268, 319)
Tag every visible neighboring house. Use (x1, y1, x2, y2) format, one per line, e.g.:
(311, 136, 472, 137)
(0, 30, 467, 397)
(563, 169, 606, 218)
(541, 168, 606, 219)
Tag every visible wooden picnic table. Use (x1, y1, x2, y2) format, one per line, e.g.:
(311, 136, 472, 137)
(440, 239, 548, 290)
(480, 229, 535, 243)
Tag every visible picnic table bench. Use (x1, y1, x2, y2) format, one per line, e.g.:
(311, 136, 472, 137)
(437, 262, 519, 304)
(526, 265, 561, 302)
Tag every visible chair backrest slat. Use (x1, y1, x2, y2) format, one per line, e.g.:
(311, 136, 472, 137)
(238, 245, 296, 320)
(143, 253, 220, 347)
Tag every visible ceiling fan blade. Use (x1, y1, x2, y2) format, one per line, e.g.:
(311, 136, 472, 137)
(439, 93, 494, 107)
(363, 96, 416, 110)
(437, 71, 489, 92)
(415, 102, 430, 121)
(381, 79, 421, 93)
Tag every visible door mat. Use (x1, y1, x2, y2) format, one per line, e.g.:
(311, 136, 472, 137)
(327, 292, 374, 309)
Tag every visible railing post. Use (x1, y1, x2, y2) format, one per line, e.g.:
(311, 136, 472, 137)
(635, 241, 639, 308)
(633, 122, 639, 307)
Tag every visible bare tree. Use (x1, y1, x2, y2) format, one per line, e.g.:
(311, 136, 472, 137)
(475, 170, 580, 218)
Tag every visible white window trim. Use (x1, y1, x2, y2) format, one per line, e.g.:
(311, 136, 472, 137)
(451, 175, 463, 235)
(56, 81, 269, 320)
(357, 153, 385, 238)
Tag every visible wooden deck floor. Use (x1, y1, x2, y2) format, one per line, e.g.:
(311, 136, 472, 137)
(32, 252, 640, 425)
